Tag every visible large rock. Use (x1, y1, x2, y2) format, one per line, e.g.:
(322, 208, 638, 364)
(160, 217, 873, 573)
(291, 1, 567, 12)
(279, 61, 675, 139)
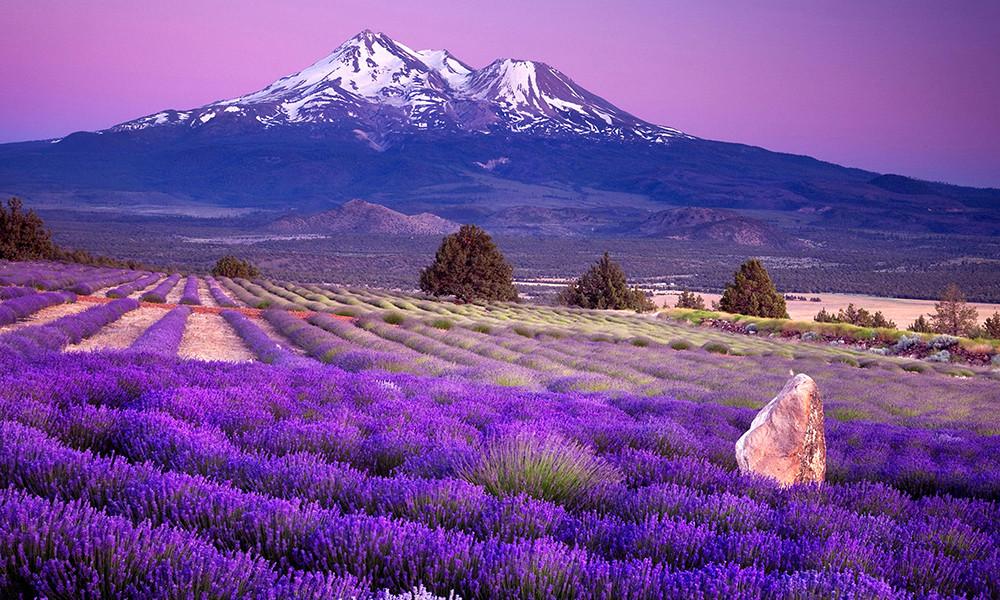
(735, 374, 825, 486)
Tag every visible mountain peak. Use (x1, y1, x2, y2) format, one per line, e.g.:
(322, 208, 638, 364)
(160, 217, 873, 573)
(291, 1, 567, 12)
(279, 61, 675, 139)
(112, 31, 687, 143)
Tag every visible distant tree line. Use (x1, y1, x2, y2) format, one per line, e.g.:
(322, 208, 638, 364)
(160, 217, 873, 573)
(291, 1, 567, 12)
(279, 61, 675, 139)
(1, 197, 145, 269)
(815, 304, 896, 329)
(906, 283, 1000, 339)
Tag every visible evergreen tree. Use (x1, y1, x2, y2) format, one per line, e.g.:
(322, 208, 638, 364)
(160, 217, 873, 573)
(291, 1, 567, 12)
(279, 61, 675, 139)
(718, 259, 788, 318)
(0, 197, 57, 261)
(559, 252, 654, 312)
(984, 312, 1000, 340)
(419, 225, 518, 303)
(908, 314, 933, 333)
(675, 291, 706, 310)
(212, 255, 261, 279)
(930, 284, 978, 336)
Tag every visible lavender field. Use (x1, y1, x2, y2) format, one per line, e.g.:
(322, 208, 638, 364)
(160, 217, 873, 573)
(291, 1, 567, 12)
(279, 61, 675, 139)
(0, 261, 997, 598)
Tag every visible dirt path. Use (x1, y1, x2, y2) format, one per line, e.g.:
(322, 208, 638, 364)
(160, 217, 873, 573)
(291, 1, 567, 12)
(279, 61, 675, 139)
(199, 278, 218, 307)
(0, 302, 93, 334)
(165, 279, 185, 304)
(178, 312, 255, 362)
(67, 307, 164, 352)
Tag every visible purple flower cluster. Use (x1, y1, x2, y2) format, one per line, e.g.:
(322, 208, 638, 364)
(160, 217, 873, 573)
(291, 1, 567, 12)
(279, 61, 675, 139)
(0, 349, 994, 598)
(140, 273, 181, 303)
(130, 305, 191, 356)
(0, 290, 75, 325)
(107, 271, 162, 298)
(0, 285, 38, 300)
(205, 276, 238, 307)
(179, 275, 202, 305)
(0, 297, 137, 357)
(0, 261, 138, 293)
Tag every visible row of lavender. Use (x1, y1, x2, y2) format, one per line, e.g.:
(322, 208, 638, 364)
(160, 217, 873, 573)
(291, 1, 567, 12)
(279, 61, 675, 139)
(0, 348, 995, 598)
(0, 260, 146, 294)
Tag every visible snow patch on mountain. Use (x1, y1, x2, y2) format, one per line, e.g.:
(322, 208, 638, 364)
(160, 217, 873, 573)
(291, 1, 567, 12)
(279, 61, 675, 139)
(112, 30, 688, 144)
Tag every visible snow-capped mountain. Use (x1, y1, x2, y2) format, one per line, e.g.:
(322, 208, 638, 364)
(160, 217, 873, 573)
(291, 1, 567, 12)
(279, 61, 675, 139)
(113, 30, 685, 143)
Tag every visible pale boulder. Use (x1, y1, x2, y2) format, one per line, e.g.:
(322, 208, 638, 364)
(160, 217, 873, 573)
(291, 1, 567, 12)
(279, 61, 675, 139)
(735, 374, 825, 486)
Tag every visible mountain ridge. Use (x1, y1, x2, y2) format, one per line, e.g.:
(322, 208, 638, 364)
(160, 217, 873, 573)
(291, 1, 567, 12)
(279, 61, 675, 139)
(271, 199, 458, 236)
(109, 30, 685, 145)
(0, 30, 997, 242)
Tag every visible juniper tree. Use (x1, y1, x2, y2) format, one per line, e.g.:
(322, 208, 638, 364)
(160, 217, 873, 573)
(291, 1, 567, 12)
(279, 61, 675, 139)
(212, 256, 261, 279)
(0, 197, 57, 261)
(675, 290, 706, 310)
(419, 225, 518, 303)
(559, 252, 653, 312)
(984, 312, 1000, 339)
(930, 284, 978, 337)
(718, 258, 788, 318)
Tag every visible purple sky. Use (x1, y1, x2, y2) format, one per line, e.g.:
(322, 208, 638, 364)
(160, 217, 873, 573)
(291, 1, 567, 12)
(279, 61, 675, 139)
(2, 0, 999, 187)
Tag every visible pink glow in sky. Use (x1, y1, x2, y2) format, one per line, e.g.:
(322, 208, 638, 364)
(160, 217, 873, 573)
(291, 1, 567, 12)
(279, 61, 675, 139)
(2, 0, 999, 187)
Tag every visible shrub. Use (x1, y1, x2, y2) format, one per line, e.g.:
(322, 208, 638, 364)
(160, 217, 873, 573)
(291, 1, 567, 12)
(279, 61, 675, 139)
(892, 335, 923, 355)
(929, 335, 959, 350)
(333, 307, 359, 317)
(701, 341, 731, 354)
(675, 291, 706, 310)
(630, 336, 651, 347)
(429, 318, 453, 330)
(558, 252, 654, 312)
(669, 339, 692, 350)
(832, 356, 860, 367)
(718, 258, 788, 318)
(459, 431, 620, 504)
(211, 256, 260, 279)
(382, 312, 406, 325)
(419, 225, 518, 303)
(926, 350, 951, 363)
(901, 362, 928, 373)
(470, 323, 492, 334)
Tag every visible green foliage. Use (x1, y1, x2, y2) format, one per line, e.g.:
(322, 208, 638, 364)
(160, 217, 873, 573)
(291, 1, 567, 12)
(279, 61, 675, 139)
(930, 284, 979, 337)
(718, 259, 789, 318)
(701, 341, 731, 354)
(211, 255, 261, 279)
(459, 431, 620, 504)
(669, 339, 692, 350)
(333, 307, 359, 317)
(382, 312, 406, 325)
(558, 252, 654, 312)
(908, 314, 933, 333)
(470, 323, 492, 334)
(419, 225, 518, 303)
(814, 304, 896, 329)
(0, 197, 57, 261)
(981, 312, 1000, 339)
(675, 290, 706, 310)
(429, 318, 453, 330)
